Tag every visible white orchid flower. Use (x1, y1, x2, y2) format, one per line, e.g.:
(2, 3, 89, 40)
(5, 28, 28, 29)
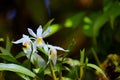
(46, 44, 69, 65)
(13, 34, 31, 49)
(13, 34, 46, 68)
(13, 34, 34, 57)
(27, 25, 51, 47)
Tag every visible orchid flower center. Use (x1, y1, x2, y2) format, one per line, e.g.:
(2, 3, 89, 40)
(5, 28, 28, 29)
(37, 37, 42, 45)
(50, 52, 55, 59)
(23, 42, 30, 49)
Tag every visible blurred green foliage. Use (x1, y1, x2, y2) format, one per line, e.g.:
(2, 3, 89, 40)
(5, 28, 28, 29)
(0, 0, 120, 80)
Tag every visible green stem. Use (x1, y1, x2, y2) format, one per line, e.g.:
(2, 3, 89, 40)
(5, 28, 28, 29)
(59, 63, 62, 80)
(49, 61, 57, 80)
(80, 49, 85, 80)
(91, 48, 101, 67)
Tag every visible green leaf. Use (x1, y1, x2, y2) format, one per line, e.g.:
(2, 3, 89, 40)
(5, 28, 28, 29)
(63, 58, 80, 67)
(0, 63, 36, 78)
(80, 49, 85, 65)
(108, 2, 120, 29)
(93, 13, 109, 37)
(67, 39, 76, 51)
(15, 51, 26, 59)
(64, 12, 85, 28)
(80, 49, 85, 80)
(64, 19, 73, 28)
(84, 17, 92, 24)
(17, 73, 31, 80)
(63, 39, 76, 58)
(47, 24, 61, 36)
(22, 59, 31, 69)
(0, 47, 12, 56)
(6, 37, 13, 52)
(82, 13, 101, 37)
(93, 2, 120, 37)
(87, 63, 107, 79)
(83, 24, 93, 36)
(43, 19, 54, 30)
(0, 54, 19, 64)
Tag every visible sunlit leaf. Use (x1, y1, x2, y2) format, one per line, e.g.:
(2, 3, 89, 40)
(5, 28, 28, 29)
(64, 19, 73, 28)
(84, 17, 92, 24)
(83, 25, 90, 30)
(64, 12, 85, 28)
(63, 58, 80, 67)
(87, 63, 107, 79)
(0, 63, 37, 78)
(47, 24, 61, 36)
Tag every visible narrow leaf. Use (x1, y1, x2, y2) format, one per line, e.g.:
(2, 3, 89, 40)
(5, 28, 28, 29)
(0, 54, 19, 64)
(17, 73, 31, 80)
(43, 18, 54, 30)
(15, 51, 26, 59)
(87, 63, 107, 79)
(0, 63, 36, 78)
(0, 47, 12, 56)
(6, 37, 13, 52)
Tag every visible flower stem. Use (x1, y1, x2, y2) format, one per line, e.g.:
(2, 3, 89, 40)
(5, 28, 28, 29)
(49, 61, 57, 80)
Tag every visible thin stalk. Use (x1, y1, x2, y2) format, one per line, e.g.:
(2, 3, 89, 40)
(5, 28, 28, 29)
(91, 48, 101, 67)
(80, 49, 85, 80)
(49, 61, 57, 80)
(59, 64, 62, 80)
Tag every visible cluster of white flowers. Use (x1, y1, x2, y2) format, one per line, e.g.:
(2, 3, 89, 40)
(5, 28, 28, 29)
(13, 25, 68, 67)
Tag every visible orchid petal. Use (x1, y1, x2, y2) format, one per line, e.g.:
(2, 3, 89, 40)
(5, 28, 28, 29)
(13, 38, 25, 44)
(32, 42, 37, 53)
(54, 46, 69, 52)
(37, 25, 42, 37)
(48, 45, 69, 52)
(51, 52, 57, 65)
(42, 27, 51, 38)
(22, 34, 29, 38)
(22, 34, 31, 41)
(28, 28, 37, 37)
(34, 53, 46, 67)
(23, 48, 32, 58)
(43, 44, 48, 52)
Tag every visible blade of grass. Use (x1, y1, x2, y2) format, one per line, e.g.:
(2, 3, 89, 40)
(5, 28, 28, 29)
(80, 49, 85, 80)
